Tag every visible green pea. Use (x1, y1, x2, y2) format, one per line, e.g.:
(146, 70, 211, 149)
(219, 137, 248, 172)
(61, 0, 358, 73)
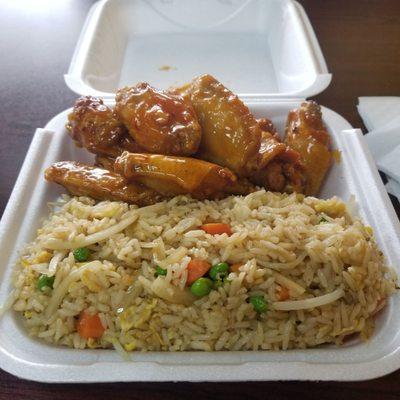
(73, 247, 91, 262)
(209, 262, 229, 281)
(37, 274, 55, 292)
(190, 277, 213, 297)
(155, 265, 167, 277)
(250, 295, 268, 313)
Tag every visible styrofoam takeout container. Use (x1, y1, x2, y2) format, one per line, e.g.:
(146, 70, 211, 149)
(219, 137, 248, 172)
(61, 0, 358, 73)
(0, 0, 400, 382)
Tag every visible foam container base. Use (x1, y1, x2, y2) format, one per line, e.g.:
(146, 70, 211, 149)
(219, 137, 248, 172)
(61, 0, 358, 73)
(0, 102, 400, 382)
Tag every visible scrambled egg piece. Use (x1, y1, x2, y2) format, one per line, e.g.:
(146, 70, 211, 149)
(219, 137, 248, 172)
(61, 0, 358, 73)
(118, 299, 157, 331)
(124, 339, 137, 351)
(150, 324, 164, 345)
(35, 251, 53, 263)
(23, 251, 53, 265)
(91, 202, 122, 218)
(314, 198, 346, 217)
(364, 226, 373, 237)
(81, 270, 103, 292)
(122, 274, 133, 286)
(87, 338, 102, 349)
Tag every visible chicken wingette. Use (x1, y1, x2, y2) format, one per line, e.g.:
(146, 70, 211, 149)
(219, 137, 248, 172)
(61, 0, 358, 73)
(173, 74, 261, 176)
(44, 161, 163, 206)
(114, 151, 238, 199)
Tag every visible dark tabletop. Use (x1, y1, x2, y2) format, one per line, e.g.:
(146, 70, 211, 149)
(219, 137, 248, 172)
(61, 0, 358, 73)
(0, 0, 400, 398)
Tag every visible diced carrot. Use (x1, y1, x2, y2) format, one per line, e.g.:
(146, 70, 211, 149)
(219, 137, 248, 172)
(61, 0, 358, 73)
(186, 259, 211, 286)
(200, 223, 232, 236)
(276, 286, 290, 301)
(77, 310, 106, 339)
(230, 263, 243, 273)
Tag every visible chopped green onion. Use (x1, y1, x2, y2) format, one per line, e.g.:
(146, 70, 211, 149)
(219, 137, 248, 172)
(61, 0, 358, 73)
(213, 278, 225, 289)
(155, 265, 167, 277)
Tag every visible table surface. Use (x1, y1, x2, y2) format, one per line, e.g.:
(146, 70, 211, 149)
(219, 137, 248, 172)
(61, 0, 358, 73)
(0, 0, 400, 397)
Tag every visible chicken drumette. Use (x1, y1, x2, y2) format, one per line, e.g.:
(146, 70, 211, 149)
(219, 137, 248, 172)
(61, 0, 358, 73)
(115, 83, 202, 156)
(285, 101, 332, 195)
(66, 96, 144, 157)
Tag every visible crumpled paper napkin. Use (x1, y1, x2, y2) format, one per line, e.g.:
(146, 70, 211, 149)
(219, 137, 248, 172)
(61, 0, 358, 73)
(357, 97, 400, 199)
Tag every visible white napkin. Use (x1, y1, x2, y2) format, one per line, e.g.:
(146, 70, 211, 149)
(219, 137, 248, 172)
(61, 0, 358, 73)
(357, 97, 400, 199)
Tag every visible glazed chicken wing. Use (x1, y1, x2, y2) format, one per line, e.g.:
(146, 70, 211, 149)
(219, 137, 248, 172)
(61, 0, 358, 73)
(94, 154, 117, 171)
(66, 96, 148, 158)
(174, 74, 261, 176)
(114, 152, 237, 199)
(173, 75, 304, 192)
(59, 78, 330, 202)
(115, 83, 202, 156)
(66, 96, 130, 157)
(285, 101, 332, 195)
(45, 161, 163, 206)
(257, 118, 278, 138)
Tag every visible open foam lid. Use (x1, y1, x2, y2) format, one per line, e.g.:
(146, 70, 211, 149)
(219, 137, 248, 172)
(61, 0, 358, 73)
(65, 0, 331, 100)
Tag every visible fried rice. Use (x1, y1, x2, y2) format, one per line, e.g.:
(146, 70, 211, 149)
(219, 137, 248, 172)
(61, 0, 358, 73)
(11, 190, 396, 352)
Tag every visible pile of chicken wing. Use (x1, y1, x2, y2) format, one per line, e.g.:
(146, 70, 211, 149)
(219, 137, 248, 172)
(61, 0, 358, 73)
(45, 74, 333, 205)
